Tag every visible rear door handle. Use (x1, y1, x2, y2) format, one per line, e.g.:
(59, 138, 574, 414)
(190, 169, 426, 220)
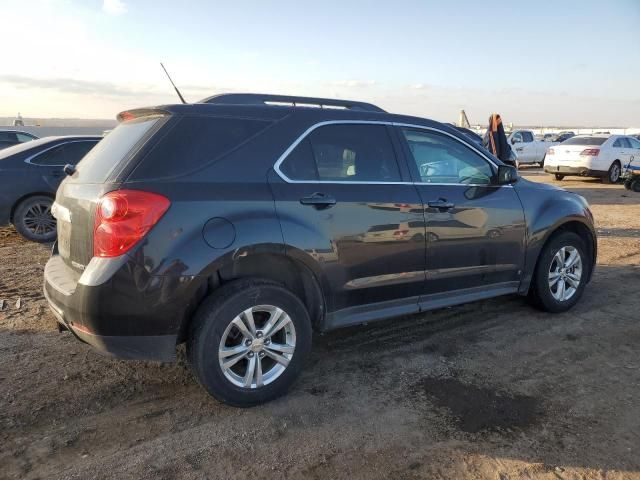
(300, 192, 336, 208)
(427, 199, 455, 211)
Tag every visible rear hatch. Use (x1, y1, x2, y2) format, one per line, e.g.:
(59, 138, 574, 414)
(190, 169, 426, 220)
(551, 137, 607, 162)
(54, 111, 169, 271)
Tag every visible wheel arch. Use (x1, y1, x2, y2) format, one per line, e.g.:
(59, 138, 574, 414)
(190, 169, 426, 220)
(522, 218, 596, 294)
(178, 251, 326, 343)
(10, 191, 55, 223)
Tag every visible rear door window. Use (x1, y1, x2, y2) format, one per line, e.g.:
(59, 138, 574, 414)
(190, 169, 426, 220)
(279, 124, 401, 182)
(131, 116, 272, 179)
(31, 144, 66, 165)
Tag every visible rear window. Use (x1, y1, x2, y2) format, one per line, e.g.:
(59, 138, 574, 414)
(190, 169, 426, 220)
(562, 137, 607, 146)
(131, 116, 272, 179)
(74, 115, 163, 182)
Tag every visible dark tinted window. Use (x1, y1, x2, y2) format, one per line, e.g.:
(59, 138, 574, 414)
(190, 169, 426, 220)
(280, 124, 401, 182)
(562, 137, 607, 146)
(63, 141, 97, 164)
(402, 128, 494, 184)
(280, 138, 317, 180)
(629, 138, 640, 149)
(31, 145, 66, 165)
(16, 133, 35, 143)
(522, 131, 534, 142)
(75, 115, 163, 183)
(133, 116, 272, 179)
(619, 138, 632, 148)
(31, 141, 97, 166)
(0, 132, 18, 142)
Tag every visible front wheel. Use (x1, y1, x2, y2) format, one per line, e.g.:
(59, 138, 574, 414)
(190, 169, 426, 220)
(529, 231, 591, 313)
(554, 174, 565, 181)
(187, 278, 312, 407)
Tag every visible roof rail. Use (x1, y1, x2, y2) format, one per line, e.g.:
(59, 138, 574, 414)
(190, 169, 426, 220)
(199, 93, 386, 113)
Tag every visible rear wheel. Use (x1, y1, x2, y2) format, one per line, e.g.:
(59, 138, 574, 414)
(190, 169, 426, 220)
(554, 174, 565, 181)
(13, 195, 56, 243)
(187, 278, 312, 407)
(529, 231, 590, 313)
(602, 161, 621, 184)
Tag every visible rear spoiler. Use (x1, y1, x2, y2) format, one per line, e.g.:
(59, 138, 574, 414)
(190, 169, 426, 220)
(116, 108, 170, 123)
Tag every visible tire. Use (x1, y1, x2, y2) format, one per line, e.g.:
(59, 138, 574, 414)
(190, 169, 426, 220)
(602, 161, 621, 184)
(12, 195, 56, 243)
(624, 180, 632, 190)
(529, 231, 591, 313)
(554, 174, 565, 181)
(187, 278, 312, 407)
(631, 180, 640, 193)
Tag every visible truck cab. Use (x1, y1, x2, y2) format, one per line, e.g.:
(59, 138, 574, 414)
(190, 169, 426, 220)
(508, 129, 556, 166)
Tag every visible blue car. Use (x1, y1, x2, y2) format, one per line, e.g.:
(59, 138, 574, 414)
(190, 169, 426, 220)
(0, 135, 100, 242)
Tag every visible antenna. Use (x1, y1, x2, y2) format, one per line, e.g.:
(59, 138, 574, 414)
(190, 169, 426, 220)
(160, 62, 186, 104)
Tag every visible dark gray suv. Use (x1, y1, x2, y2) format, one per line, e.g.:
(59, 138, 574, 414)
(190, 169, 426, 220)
(44, 94, 596, 406)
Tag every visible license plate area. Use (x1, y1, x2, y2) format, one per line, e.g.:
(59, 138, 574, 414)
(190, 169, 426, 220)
(57, 220, 72, 259)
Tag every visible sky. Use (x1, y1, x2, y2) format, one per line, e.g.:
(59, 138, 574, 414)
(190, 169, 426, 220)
(1, 0, 639, 126)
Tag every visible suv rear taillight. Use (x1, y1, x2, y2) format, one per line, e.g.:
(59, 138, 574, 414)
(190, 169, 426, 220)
(93, 190, 170, 258)
(580, 148, 600, 156)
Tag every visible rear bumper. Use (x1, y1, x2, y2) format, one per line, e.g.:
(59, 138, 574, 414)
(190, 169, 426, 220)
(43, 252, 198, 362)
(45, 289, 177, 361)
(544, 165, 607, 177)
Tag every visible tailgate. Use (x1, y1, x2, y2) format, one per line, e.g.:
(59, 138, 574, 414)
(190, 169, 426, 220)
(52, 111, 168, 272)
(53, 182, 116, 270)
(553, 146, 588, 162)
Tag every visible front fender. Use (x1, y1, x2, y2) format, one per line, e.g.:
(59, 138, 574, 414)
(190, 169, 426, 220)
(515, 180, 596, 293)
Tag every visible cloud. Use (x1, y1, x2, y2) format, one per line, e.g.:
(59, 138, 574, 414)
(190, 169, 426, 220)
(102, 0, 127, 15)
(0, 74, 230, 104)
(329, 80, 376, 88)
(1, 74, 145, 97)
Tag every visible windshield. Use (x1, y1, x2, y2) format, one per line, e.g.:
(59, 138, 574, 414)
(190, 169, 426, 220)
(74, 115, 165, 182)
(562, 136, 607, 146)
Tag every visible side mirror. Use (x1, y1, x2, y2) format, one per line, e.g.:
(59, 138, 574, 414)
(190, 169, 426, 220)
(497, 165, 518, 185)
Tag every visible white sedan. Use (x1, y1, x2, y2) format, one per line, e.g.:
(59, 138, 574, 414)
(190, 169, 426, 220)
(544, 135, 640, 183)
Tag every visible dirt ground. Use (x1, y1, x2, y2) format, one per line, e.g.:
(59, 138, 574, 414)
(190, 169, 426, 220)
(1, 170, 639, 480)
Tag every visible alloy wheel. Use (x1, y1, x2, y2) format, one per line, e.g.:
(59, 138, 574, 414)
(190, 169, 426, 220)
(23, 202, 56, 238)
(218, 305, 296, 389)
(548, 246, 583, 302)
